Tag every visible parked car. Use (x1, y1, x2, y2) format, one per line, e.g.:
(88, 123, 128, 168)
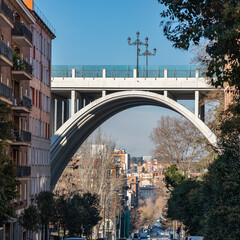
(65, 238, 86, 240)
(187, 237, 204, 240)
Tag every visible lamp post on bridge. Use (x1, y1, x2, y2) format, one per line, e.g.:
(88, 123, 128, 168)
(139, 41, 156, 77)
(127, 32, 147, 77)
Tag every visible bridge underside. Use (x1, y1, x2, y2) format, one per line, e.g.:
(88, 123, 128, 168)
(50, 91, 217, 190)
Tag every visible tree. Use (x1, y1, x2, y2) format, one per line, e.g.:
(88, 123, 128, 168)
(20, 205, 40, 233)
(158, 0, 240, 88)
(35, 191, 57, 240)
(200, 102, 240, 239)
(167, 179, 204, 235)
(164, 165, 186, 191)
(0, 101, 18, 227)
(150, 116, 206, 174)
(63, 193, 101, 237)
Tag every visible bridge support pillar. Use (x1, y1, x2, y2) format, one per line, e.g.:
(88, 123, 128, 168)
(63, 100, 69, 123)
(164, 90, 176, 100)
(102, 90, 106, 97)
(71, 90, 78, 117)
(199, 93, 205, 122)
(50, 96, 56, 136)
(77, 94, 83, 111)
(195, 90, 199, 118)
(56, 98, 62, 130)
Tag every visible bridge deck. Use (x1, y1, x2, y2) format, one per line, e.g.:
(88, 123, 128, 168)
(51, 66, 215, 100)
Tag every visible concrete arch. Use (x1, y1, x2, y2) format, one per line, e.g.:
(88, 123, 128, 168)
(51, 90, 217, 190)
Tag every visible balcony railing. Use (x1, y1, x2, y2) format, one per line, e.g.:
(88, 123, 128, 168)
(12, 23, 32, 43)
(13, 58, 32, 75)
(0, 40, 13, 62)
(14, 130, 31, 142)
(0, 81, 12, 100)
(20, 95, 32, 109)
(16, 166, 31, 178)
(0, 0, 14, 23)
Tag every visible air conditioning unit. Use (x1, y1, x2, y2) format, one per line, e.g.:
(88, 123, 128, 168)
(13, 99, 17, 106)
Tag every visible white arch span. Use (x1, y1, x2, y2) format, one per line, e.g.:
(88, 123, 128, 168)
(50, 90, 217, 190)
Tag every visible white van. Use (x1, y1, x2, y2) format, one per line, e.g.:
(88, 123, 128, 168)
(187, 237, 204, 240)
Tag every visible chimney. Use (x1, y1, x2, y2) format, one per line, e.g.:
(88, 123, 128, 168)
(24, 0, 33, 10)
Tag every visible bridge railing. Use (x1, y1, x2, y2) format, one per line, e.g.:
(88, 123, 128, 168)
(52, 68, 206, 79)
(106, 70, 133, 78)
(76, 69, 102, 78)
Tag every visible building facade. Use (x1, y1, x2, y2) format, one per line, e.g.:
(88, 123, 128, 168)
(0, 0, 55, 239)
(113, 149, 130, 172)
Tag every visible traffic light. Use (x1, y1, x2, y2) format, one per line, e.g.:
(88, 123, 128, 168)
(177, 225, 181, 235)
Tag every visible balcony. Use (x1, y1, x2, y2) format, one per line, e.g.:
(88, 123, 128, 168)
(13, 130, 31, 144)
(12, 23, 33, 47)
(12, 95, 32, 113)
(0, 0, 14, 28)
(0, 40, 13, 67)
(0, 81, 12, 104)
(16, 166, 31, 178)
(12, 59, 32, 80)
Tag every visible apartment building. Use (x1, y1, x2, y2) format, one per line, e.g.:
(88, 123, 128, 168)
(0, 0, 55, 239)
(113, 149, 130, 171)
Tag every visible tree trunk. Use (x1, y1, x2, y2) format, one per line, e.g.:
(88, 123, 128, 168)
(41, 225, 44, 240)
(45, 224, 48, 240)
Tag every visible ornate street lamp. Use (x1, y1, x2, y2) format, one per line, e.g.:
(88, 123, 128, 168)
(128, 32, 147, 77)
(139, 40, 156, 77)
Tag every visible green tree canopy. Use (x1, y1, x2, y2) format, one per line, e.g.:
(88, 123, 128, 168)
(0, 101, 18, 227)
(158, 0, 240, 88)
(20, 205, 40, 232)
(167, 179, 204, 235)
(164, 164, 186, 190)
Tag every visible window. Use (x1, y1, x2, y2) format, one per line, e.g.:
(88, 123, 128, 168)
(0, 73, 3, 83)
(30, 88, 33, 101)
(29, 118, 31, 133)
(46, 70, 49, 86)
(7, 77, 9, 86)
(32, 59, 35, 76)
(39, 121, 42, 137)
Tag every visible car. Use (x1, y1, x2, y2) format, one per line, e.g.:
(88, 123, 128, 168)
(65, 238, 86, 240)
(186, 237, 204, 240)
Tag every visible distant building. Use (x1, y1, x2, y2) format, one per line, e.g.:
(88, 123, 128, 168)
(143, 155, 152, 162)
(139, 185, 156, 201)
(113, 149, 130, 171)
(127, 176, 139, 208)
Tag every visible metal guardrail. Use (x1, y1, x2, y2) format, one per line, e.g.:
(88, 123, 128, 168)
(12, 23, 33, 43)
(76, 69, 102, 78)
(0, 0, 14, 22)
(16, 166, 31, 178)
(0, 81, 12, 100)
(14, 130, 31, 142)
(21, 95, 32, 109)
(138, 70, 164, 78)
(22, 59, 32, 75)
(167, 70, 196, 78)
(106, 70, 133, 78)
(51, 70, 72, 78)
(0, 39, 13, 62)
(33, 3, 56, 35)
(52, 68, 205, 78)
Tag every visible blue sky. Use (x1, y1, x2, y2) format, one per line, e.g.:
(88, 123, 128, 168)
(36, 0, 195, 157)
